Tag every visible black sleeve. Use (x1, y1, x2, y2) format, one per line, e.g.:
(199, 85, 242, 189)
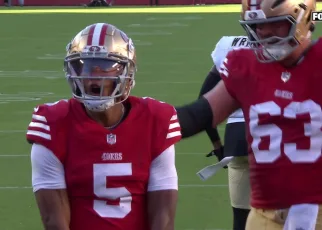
(176, 96, 213, 139)
(175, 66, 222, 139)
(199, 65, 222, 96)
(198, 66, 222, 142)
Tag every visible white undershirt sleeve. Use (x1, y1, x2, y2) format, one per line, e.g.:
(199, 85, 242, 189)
(31, 143, 66, 192)
(147, 145, 178, 192)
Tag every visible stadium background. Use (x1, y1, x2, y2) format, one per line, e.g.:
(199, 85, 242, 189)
(1, 1, 321, 230)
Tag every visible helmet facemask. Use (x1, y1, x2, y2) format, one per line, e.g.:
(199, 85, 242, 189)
(240, 15, 299, 63)
(64, 53, 135, 112)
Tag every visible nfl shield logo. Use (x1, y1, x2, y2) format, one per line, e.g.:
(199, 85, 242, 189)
(281, 72, 291, 83)
(107, 134, 116, 145)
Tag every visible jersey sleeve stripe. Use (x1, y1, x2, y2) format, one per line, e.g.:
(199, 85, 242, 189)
(169, 122, 180, 130)
(166, 131, 181, 139)
(170, 115, 177, 121)
(27, 130, 51, 140)
(29, 122, 50, 131)
(32, 114, 47, 123)
(219, 60, 229, 77)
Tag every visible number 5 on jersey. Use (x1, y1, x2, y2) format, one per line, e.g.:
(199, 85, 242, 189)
(93, 163, 132, 218)
(249, 100, 322, 163)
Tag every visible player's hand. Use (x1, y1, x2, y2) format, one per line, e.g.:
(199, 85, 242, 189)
(206, 146, 227, 168)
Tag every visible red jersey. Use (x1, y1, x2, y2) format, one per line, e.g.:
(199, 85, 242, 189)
(26, 96, 181, 230)
(221, 39, 322, 209)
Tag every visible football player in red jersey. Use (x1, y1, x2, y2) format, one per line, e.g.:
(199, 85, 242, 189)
(176, 0, 322, 228)
(27, 23, 181, 230)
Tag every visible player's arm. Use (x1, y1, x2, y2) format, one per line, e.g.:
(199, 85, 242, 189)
(205, 80, 240, 127)
(197, 66, 224, 155)
(205, 50, 241, 127)
(175, 96, 213, 138)
(147, 145, 178, 230)
(176, 84, 238, 138)
(177, 49, 241, 137)
(31, 144, 70, 230)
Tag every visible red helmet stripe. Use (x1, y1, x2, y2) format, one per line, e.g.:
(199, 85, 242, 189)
(87, 23, 108, 46)
(87, 24, 96, 46)
(256, 0, 261, 9)
(99, 24, 108, 46)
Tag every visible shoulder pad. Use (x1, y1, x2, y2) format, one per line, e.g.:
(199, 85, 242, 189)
(141, 97, 175, 120)
(219, 48, 254, 87)
(211, 36, 249, 71)
(32, 99, 70, 123)
(141, 96, 180, 136)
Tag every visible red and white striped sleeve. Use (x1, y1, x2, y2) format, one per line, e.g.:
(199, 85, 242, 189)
(166, 112, 181, 145)
(151, 101, 182, 158)
(26, 102, 68, 163)
(27, 112, 52, 142)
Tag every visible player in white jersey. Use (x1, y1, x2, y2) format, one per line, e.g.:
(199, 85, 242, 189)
(198, 35, 250, 230)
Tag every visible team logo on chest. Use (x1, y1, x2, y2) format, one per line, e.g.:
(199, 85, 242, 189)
(281, 71, 291, 83)
(107, 133, 116, 145)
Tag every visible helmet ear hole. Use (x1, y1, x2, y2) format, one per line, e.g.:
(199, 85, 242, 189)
(309, 23, 315, 32)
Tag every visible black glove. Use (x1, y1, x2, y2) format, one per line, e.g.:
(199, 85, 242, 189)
(206, 146, 227, 168)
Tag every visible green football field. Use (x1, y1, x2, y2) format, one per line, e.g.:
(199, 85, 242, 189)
(0, 5, 321, 230)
